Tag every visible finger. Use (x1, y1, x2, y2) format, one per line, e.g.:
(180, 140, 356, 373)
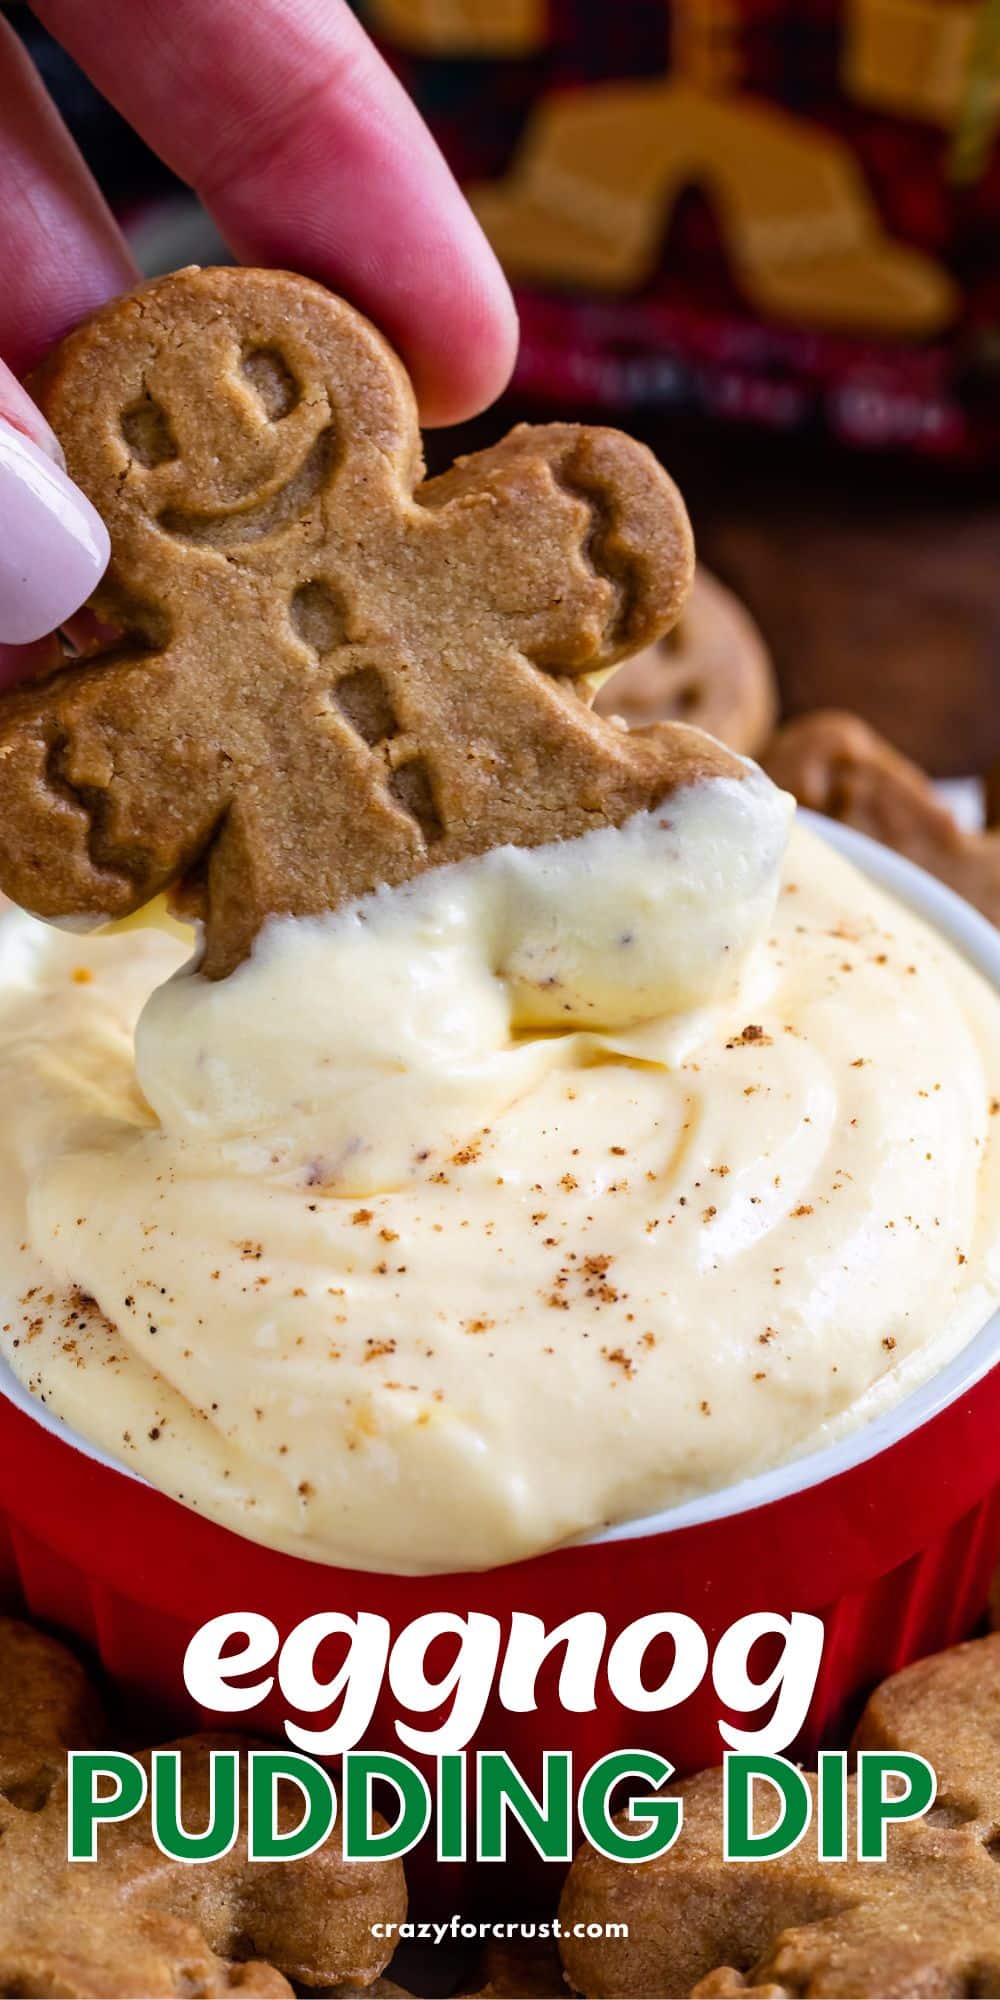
(32, 0, 519, 425)
(0, 358, 109, 654)
(0, 19, 135, 375)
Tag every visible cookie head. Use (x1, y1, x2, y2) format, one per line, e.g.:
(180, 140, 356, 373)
(0, 266, 741, 976)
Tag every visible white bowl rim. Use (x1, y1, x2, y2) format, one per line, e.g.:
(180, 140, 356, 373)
(0, 812, 998, 1553)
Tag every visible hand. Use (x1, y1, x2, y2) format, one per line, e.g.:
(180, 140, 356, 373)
(0, 0, 518, 672)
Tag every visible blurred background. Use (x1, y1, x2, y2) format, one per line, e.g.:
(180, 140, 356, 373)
(5, 0, 1000, 789)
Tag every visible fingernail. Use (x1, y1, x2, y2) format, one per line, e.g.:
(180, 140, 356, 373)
(0, 418, 109, 645)
(0, 371, 66, 466)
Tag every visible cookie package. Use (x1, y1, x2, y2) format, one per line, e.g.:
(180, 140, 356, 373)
(365, 0, 1000, 464)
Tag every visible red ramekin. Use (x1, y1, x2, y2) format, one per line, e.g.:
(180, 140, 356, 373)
(0, 820, 998, 1908)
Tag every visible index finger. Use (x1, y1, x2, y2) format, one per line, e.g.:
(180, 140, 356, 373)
(32, 0, 519, 426)
(0, 18, 136, 375)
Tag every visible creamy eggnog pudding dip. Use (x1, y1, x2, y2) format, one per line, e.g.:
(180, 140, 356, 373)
(0, 267, 998, 1581)
(1, 763, 998, 1574)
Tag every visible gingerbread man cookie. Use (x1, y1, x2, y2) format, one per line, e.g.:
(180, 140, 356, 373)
(0, 1616, 405, 1995)
(765, 709, 1000, 926)
(559, 1632, 1000, 1998)
(595, 565, 778, 757)
(0, 266, 741, 978)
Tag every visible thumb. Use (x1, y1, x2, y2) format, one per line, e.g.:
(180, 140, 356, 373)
(0, 355, 109, 660)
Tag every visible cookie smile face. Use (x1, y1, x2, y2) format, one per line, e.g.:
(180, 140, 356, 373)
(0, 266, 744, 977)
(120, 343, 345, 556)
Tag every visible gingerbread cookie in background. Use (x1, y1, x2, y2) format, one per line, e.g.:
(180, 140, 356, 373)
(594, 565, 778, 758)
(0, 262, 750, 980)
(559, 1632, 1000, 1999)
(0, 1617, 405, 1996)
(366, 0, 546, 55)
(765, 710, 1000, 929)
(697, 488, 1000, 780)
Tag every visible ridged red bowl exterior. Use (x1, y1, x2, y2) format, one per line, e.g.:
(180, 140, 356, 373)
(0, 1362, 997, 1907)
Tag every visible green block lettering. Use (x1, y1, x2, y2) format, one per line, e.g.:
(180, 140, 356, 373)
(248, 1751, 337, 1861)
(68, 1753, 146, 1862)
(725, 1754, 811, 1860)
(578, 1750, 680, 1862)
(857, 1752, 936, 1861)
(478, 1751, 572, 1863)
(438, 1753, 466, 1862)
(818, 1751, 848, 1862)
(343, 1752, 431, 1861)
(152, 1749, 239, 1862)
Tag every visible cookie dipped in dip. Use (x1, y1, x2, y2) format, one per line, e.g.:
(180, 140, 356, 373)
(1, 764, 999, 1571)
(0, 272, 998, 1575)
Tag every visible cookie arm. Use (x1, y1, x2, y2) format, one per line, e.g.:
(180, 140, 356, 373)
(0, 650, 232, 923)
(416, 422, 694, 675)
